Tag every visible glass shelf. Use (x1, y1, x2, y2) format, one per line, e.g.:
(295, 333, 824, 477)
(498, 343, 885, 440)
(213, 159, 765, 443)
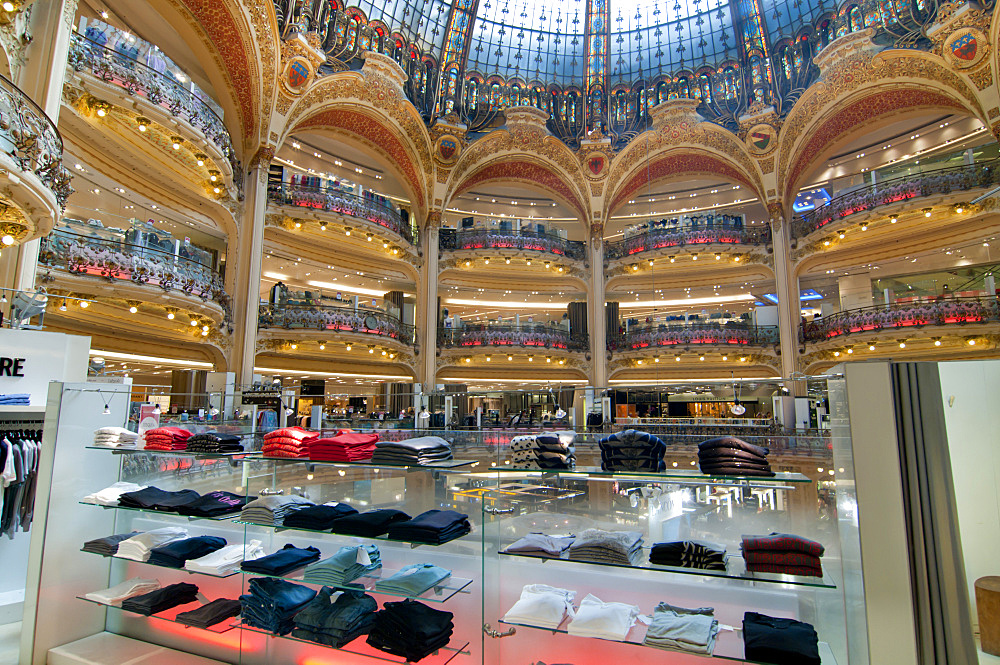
(240, 567, 474, 604)
(259, 456, 481, 472)
(235, 520, 473, 548)
(495, 467, 811, 485)
(238, 622, 470, 665)
(498, 550, 836, 588)
(79, 502, 242, 522)
(80, 549, 240, 578)
(86, 446, 259, 460)
(76, 595, 238, 634)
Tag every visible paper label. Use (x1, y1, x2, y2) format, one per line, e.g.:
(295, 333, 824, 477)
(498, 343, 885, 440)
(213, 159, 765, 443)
(356, 547, 372, 566)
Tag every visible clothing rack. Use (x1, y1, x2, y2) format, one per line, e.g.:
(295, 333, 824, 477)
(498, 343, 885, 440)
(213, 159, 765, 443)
(1, 418, 44, 538)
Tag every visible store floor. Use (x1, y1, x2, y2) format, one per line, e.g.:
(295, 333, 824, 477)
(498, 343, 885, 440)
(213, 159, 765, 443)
(0, 621, 20, 664)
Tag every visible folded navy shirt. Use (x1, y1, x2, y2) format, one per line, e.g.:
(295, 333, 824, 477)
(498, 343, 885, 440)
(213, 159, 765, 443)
(387, 510, 470, 544)
(283, 503, 359, 531)
(118, 487, 202, 512)
(330, 509, 412, 537)
(742, 611, 820, 665)
(241, 544, 321, 576)
(175, 491, 249, 517)
(148, 535, 227, 568)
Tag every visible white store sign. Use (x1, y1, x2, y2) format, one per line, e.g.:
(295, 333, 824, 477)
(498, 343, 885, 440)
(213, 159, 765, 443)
(0, 329, 90, 407)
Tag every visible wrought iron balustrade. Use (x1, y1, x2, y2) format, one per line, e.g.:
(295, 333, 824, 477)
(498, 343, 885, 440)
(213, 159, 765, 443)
(605, 224, 771, 260)
(259, 303, 415, 344)
(267, 182, 412, 244)
(439, 228, 585, 261)
(608, 322, 780, 351)
(438, 324, 589, 352)
(800, 297, 1000, 342)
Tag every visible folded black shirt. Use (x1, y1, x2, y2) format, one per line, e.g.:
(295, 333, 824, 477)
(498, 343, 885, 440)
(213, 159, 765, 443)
(283, 503, 359, 530)
(329, 509, 412, 537)
(743, 611, 820, 665)
(118, 487, 202, 512)
(121, 582, 199, 615)
(148, 536, 227, 568)
(175, 491, 249, 517)
(175, 598, 242, 628)
(699, 436, 769, 457)
(367, 600, 454, 662)
(82, 531, 140, 556)
(386, 510, 470, 544)
(241, 544, 321, 576)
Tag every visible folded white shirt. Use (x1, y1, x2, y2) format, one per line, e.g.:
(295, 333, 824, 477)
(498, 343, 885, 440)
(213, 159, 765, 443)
(567, 594, 641, 641)
(502, 584, 576, 629)
(84, 577, 160, 606)
(115, 527, 189, 562)
(82, 482, 147, 506)
(185, 539, 266, 575)
(95, 427, 138, 437)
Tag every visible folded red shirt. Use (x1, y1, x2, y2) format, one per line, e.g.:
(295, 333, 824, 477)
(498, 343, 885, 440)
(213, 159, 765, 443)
(145, 427, 193, 439)
(743, 550, 822, 568)
(746, 563, 823, 577)
(263, 427, 318, 442)
(741, 534, 825, 557)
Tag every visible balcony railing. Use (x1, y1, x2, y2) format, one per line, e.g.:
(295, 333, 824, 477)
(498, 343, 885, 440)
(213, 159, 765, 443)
(801, 296, 1000, 342)
(0, 73, 71, 210)
(259, 303, 415, 344)
(439, 228, 586, 261)
(608, 322, 780, 351)
(38, 228, 229, 310)
(438, 324, 589, 352)
(605, 224, 771, 260)
(267, 182, 412, 244)
(791, 159, 1000, 239)
(67, 33, 241, 191)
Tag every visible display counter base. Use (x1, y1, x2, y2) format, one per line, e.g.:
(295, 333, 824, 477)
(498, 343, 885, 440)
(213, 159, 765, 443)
(47, 631, 229, 665)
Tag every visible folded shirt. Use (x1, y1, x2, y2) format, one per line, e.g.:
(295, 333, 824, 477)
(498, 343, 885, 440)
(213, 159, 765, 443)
(304, 545, 382, 586)
(374, 563, 450, 596)
(185, 540, 266, 575)
(329, 509, 412, 537)
(116, 527, 189, 562)
(283, 503, 359, 530)
(386, 510, 470, 544)
(743, 611, 821, 665)
(292, 588, 377, 648)
(84, 577, 160, 606)
(148, 535, 227, 568)
(82, 531, 141, 556)
(175, 491, 248, 517)
(366, 599, 454, 662)
(371, 436, 453, 465)
(240, 495, 314, 526)
(82, 482, 147, 506)
(118, 487, 202, 512)
(502, 584, 575, 629)
(568, 529, 644, 566)
(504, 533, 576, 557)
(121, 582, 199, 616)
(175, 598, 242, 628)
(241, 543, 322, 576)
(698, 436, 769, 457)
(741, 533, 825, 557)
(567, 593, 641, 641)
(240, 577, 317, 635)
(649, 540, 727, 570)
(643, 602, 720, 654)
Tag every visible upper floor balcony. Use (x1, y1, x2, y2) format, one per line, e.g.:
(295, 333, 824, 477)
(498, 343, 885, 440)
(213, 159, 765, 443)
(608, 320, 780, 352)
(267, 181, 413, 245)
(258, 303, 415, 345)
(801, 296, 1000, 342)
(438, 323, 589, 353)
(605, 214, 770, 261)
(67, 33, 239, 188)
(790, 159, 1000, 241)
(439, 228, 586, 262)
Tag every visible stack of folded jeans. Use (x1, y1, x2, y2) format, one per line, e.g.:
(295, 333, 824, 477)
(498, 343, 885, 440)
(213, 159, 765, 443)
(121, 582, 199, 615)
(387, 510, 470, 544)
(175, 491, 248, 518)
(118, 487, 202, 512)
(329, 509, 411, 537)
(503, 533, 576, 558)
(92, 427, 138, 449)
(240, 577, 317, 635)
(308, 432, 379, 462)
(303, 545, 382, 586)
(143, 427, 192, 451)
(283, 502, 358, 530)
(566, 594, 641, 640)
(501, 584, 575, 629)
(240, 495, 314, 526)
(185, 540, 266, 575)
(185, 432, 244, 454)
(292, 588, 377, 648)
(367, 599, 454, 662)
(116, 527, 189, 561)
(262, 427, 316, 458)
(176, 598, 242, 629)
(741, 533, 824, 577)
(598, 430, 666, 472)
(649, 540, 727, 571)
(82, 482, 146, 506)
(371, 436, 453, 465)
(82, 531, 140, 556)
(567, 528, 644, 566)
(698, 437, 774, 477)
(148, 535, 227, 568)
(375, 563, 451, 596)
(508, 431, 576, 469)
(643, 602, 720, 654)
(742, 611, 821, 665)
(241, 543, 322, 576)
(84, 578, 160, 606)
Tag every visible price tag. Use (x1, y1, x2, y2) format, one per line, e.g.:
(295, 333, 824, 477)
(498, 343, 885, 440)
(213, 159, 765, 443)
(356, 547, 372, 566)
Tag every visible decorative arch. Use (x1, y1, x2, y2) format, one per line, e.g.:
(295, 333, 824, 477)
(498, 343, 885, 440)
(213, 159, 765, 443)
(448, 157, 588, 220)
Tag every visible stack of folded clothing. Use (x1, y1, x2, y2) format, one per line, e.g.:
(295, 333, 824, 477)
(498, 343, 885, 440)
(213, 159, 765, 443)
(566, 594, 641, 640)
(82, 531, 141, 556)
(148, 535, 227, 568)
(239, 495, 314, 526)
(292, 588, 377, 648)
(185, 540, 266, 575)
(241, 543, 322, 576)
(175, 491, 249, 518)
(741, 533, 824, 577)
(509, 431, 576, 469)
(176, 598, 242, 629)
(118, 487, 202, 512)
(386, 510, 471, 545)
(367, 600, 454, 662)
(375, 563, 451, 596)
(186, 432, 244, 454)
(329, 509, 411, 537)
(567, 528, 644, 566)
(308, 431, 379, 462)
(371, 436, 453, 466)
(598, 430, 666, 472)
(503, 533, 576, 558)
(0, 393, 29, 406)
(743, 611, 821, 665)
(698, 436, 774, 477)
(84, 578, 160, 606)
(262, 427, 317, 458)
(82, 482, 146, 506)
(501, 584, 575, 629)
(240, 577, 317, 635)
(282, 502, 358, 531)
(643, 602, 720, 654)
(649, 540, 727, 571)
(121, 582, 199, 616)
(303, 545, 381, 586)
(116, 527, 189, 561)
(92, 427, 138, 449)
(143, 427, 193, 451)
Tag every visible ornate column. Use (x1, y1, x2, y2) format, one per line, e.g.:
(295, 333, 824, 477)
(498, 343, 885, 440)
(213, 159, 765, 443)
(417, 212, 441, 387)
(588, 222, 607, 387)
(228, 148, 272, 384)
(769, 202, 802, 393)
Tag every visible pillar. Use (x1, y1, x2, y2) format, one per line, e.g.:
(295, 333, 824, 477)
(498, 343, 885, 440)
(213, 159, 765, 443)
(228, 153, 270, 384)
(769, 204, 802, 394)
(588, 227, 607, 387)
(417, 213, 441, 387)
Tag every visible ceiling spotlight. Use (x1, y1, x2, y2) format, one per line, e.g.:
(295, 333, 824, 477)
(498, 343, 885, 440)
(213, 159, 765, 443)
(128, 305, 138, 314)
(846, 347, 853, 354)
(890, 215, 898, 223)
(955, 205, 965, 214)
(195, 154, 207, 167)
(318, 342, 326, 350)
(505, 257, 511, 264)
(669, 256, 675, 263)
(823, 240, 831, 246)
(79, 300, 89, 308)
(345, 343, 352, 351)
(648, 259, 654, 267)
(526, 259, 532, 266)
(546, 356, 551, 363)
(486, 355, 491, 362)
(899, 341, 906, 349)
(484, 257, 490, 265)
(383, 241, 389, 249)
(166, 310, 175, 319)
(838, 231, 846, 239)
(968, 338, 976, 346)
(389, 352, 396, 359)
(343, 227, 348, 235)
(691, 254, 698, 261)
(367, 234, 373, 242)
(699, 355, 705, 361)
(558, 359, 565, 365)
(209, 171, 219, 182)
(528, 355, 533, 362)
(295, 222, 301, 228)
(654, 356, 660, 363)
(637, 359, 644, 365)
(136, 117, 149, 132)
(190, 319, 198, 326)
(739, 356, 746, 362)
(923, 209, 932, 218)
(715, 253, 721, 260)
(733, 255, 741, 262)
(675, 355, 681, 362)
(631, 264, 639, 272)
(171, 137, 183, 150)
(381, 349, 387, 356)
(545, 261, 552, 269)
(212, 186, 221, 194)
(507, 354, 513, 361)
(869, 343, 876, 351)
(201, 329, 209, 336)
(934, 339, 942, 346)
(202, 325, 210, 332)
(368, 346, 375, 354)
(0, 234, 13, 246)
(290, 343, 297, 349)
(721, 355, 728, 361)
(833, 351, 841, 357)
(95, 104, 107, 118)
(464, 260, 471, 267)
(557, 266, 564, 272)
(59, 300, 67, 312)
(860, 223, 868, 231)
(464, 357, 471, 363)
